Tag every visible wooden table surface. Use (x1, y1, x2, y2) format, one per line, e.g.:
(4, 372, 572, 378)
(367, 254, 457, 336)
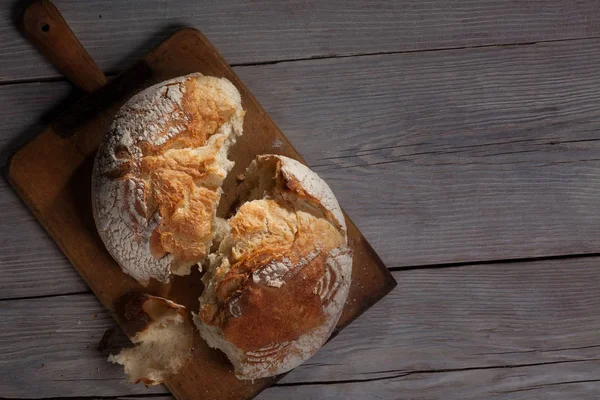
(2, 1, 600, 399)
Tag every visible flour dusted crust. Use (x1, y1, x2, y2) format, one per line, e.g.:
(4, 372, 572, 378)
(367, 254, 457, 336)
(92, 73, 245, 285)
(194, 155, 352, 380)
(276, 156, 346, 233)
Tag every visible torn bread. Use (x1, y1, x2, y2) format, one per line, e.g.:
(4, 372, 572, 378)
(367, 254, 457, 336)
(92, 73, 245, 285)
(194, 155, 352, 380)
(109, 293, 193, 385)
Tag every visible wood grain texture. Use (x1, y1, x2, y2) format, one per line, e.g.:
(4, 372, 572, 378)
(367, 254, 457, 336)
(125, 361, 600, 400)
(0, 81, 88, 299)
(4, 38, 600, 299)
(3, 258, 600, 398)
(2, 0, 600, 81)
(20, 0, 107, 92)
(238, 38, 600, 268)
(261, 361, 600, 400)
(1, 3, 599, 400)
(6, 28, 395, 400)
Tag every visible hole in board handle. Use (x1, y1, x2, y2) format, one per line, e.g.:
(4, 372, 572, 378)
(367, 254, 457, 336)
(41, 24, 50, 32)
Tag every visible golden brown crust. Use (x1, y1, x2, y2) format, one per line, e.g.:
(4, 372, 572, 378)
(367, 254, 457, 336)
(147, 169, 219, 272)
(92, 74, 244, 284)
(200, 202, 345, 344)
(229, 198, 297, 261)
(221, 253, 328, 352)
(109, 78, 234, 270)
(196, 155, 352, 379)
(138, 79, 237, 155)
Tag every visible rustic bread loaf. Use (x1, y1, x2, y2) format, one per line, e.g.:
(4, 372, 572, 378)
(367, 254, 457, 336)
(195, 155, 352, 380)
(108, 293, 193, 385)
(92, 73, 245, 285)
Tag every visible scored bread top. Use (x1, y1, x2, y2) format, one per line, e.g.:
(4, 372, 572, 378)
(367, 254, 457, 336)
(196, 155, 352, 380)
(92, 73, 244, 285)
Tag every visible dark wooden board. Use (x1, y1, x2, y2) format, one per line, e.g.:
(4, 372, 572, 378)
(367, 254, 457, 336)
(2, 0, 600, 81)
(5, 28, 396, 400)
(3, 257, 600, 398)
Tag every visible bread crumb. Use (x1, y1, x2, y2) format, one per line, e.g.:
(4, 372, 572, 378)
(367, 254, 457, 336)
(109, 295, 193, 386)
(271, 138, 284, 149)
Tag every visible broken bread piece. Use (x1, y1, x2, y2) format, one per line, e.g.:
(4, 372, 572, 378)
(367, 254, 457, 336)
(92, 73, 245, 285)
(194, 155, 352, 380)
(109, 293, 193, 385)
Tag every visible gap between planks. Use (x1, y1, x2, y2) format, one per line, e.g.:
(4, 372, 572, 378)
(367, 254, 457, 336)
(3, 252, 600, 303)
(2, 35, 600, 88)
(6, 36, 600, 297)
(1, 359, 599, 400)
(3, 0, 600, 83)
(4, 259, 600, 398)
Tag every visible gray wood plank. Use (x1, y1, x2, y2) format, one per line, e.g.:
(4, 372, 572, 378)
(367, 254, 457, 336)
(122, 364, 600, 400)
(2, 258, 600, 397)
(239, 39, 600, 268)
(261, 361, 600, 400)
(0, 81, 88, 299)
(2, 0, 600, 81)
(0, 293, 166, 398)
(5, 38, 600, 298)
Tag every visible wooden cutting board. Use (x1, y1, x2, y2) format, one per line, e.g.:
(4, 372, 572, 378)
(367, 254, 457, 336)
(6, 1, 396, 399)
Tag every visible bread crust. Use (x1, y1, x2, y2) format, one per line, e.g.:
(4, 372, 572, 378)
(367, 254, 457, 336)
(109, 293, 193, 386)
(92, 73, 244, 285)
(114, 292, 186, 338)
(195, 155, 352, 379)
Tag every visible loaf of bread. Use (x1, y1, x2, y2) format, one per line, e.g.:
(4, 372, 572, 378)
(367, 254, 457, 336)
(95, 74, 351, 382)
(195, 155, 352, 380)
(108, 293, 193, 385)
(92, 73, 245, 285)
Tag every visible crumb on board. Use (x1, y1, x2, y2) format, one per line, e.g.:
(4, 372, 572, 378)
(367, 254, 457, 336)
(272, 138, 284, 149)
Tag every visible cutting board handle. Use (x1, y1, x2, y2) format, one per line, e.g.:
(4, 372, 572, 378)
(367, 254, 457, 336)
(20, 0, 107, 93)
